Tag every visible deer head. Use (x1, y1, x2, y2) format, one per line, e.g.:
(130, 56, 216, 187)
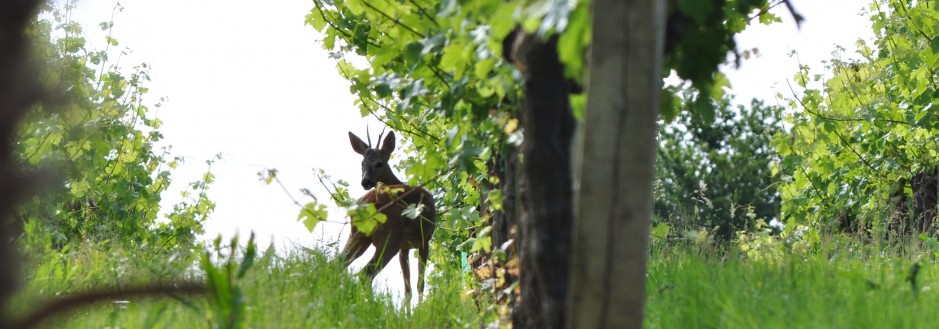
(348, 130, 401, 189)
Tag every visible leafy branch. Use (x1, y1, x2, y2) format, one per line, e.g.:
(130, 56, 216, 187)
(786, 80, 910, 126)
(312, 0, 382, 49)
(407, 0, 439, 27)
(331, 53, 440, 141)
(361, 1, 425, 38)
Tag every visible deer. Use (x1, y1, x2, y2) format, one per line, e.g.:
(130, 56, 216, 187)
(341, 130, 436, 303)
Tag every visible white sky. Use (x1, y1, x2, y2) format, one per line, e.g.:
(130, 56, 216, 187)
(68, 0, 873, 303)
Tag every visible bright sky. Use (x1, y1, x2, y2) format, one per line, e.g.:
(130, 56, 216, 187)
(69, 0, 874, 303)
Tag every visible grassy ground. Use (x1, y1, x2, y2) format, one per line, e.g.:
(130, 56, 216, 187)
(12, 243, 478, 328)
(646, 238, 939, 329)
(12, 236, 939, 328)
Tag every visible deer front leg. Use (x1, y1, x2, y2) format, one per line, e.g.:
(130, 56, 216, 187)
(399, 249, 412, 304)
(340, 232, 370, 268)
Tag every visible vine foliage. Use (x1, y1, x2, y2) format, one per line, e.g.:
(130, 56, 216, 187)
(776, 0, 939, 236)
(15, 3, 216, 249)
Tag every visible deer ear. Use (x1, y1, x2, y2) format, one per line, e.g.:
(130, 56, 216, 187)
(380, 131, 396, 155)
(349, 132, 368, 155)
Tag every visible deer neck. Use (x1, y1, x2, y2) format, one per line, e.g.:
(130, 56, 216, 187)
(378, 168, 404, 186)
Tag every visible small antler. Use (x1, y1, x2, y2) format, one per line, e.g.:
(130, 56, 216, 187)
(366, 125, 372, 149)
(376, 126, 387, 150)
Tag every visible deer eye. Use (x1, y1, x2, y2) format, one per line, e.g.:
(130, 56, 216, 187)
(374, 163, 383, 168)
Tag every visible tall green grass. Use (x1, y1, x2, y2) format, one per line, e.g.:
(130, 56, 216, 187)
(12, 242, 477, 328)
(15, 234, 939, 328)
(646, 238, 939, 329)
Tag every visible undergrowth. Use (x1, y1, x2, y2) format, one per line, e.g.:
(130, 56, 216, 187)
(646, 236, 939, 328)
(11, 239, 477, 329)
(13, 228, 939, 328)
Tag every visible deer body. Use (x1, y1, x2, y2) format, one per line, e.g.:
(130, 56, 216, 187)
(342, 131, 436, 303)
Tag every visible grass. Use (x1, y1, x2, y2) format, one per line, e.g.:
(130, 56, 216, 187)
(11, 242, 478, 328)
(12, 235, 939, 328)
(645, 238, 939, 329)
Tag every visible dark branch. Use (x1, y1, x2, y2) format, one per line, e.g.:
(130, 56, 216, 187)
(782, 0, 804, 27)
(831, 129, 880, 175)
(12, 283, 206, 329)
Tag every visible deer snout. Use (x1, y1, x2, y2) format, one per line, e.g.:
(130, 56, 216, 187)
(361, 178, 376, 189)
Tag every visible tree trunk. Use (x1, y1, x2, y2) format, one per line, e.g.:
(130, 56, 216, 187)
(0, 0, 44, 322)
(489, 143, 519, 250)
(513, 34, 575, 329)
(567, 0, 665, 328)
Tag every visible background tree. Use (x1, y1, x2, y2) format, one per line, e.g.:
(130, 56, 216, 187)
(656, 96, 784, 241)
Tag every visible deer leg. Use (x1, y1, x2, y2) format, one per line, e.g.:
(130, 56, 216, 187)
(417, 245, 429, 302)
(399, 249, 412, 304)
(363, 241, 399, 280)
(340, 232, 370, 268)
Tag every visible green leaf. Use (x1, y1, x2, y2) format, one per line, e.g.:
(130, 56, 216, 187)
(471, 226, 492, 252)
(758, 12, 782, 25)
(346, 0, 365, 15)
(298, 202, 328, 232)
(651, 223, 670, 242)
(440, 39, 468, 77)
(474, 58, 497, 79)
(404, 42, 423, 64)
(348, 203, 387, 236)
(375, 82, 392, 98)
(557, 1, 590, 81)
(306, 7, 327, 32)
(695, 95, 715, 124)
(660, 89, 681, 123)
(676, 0, 715, 24)
(236, 233, 257, 279)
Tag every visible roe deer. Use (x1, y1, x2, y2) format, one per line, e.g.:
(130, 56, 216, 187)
(341, 130, 436, 303)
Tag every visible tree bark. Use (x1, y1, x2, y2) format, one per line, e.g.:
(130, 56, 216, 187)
(513, 34, 575, 329)
(567, 0, 665, 328)
(488, 143, 519, 250)
(0, 0, 44, 319)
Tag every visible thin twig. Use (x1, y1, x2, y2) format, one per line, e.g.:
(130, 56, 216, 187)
(331, 54, 440, 141)
(350, 164, 456, 228)
(313, 0, 382, 48)
(362, 1, 425, 38)
(785, 80, 884, 178)
(407, 0, 439, 26)
(360, 94, 439, 141)
(831, 129, 879, 174)
(747, 0, 786, 21)
(785, 80, 910, 126)
(315, 171, 346, 205)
